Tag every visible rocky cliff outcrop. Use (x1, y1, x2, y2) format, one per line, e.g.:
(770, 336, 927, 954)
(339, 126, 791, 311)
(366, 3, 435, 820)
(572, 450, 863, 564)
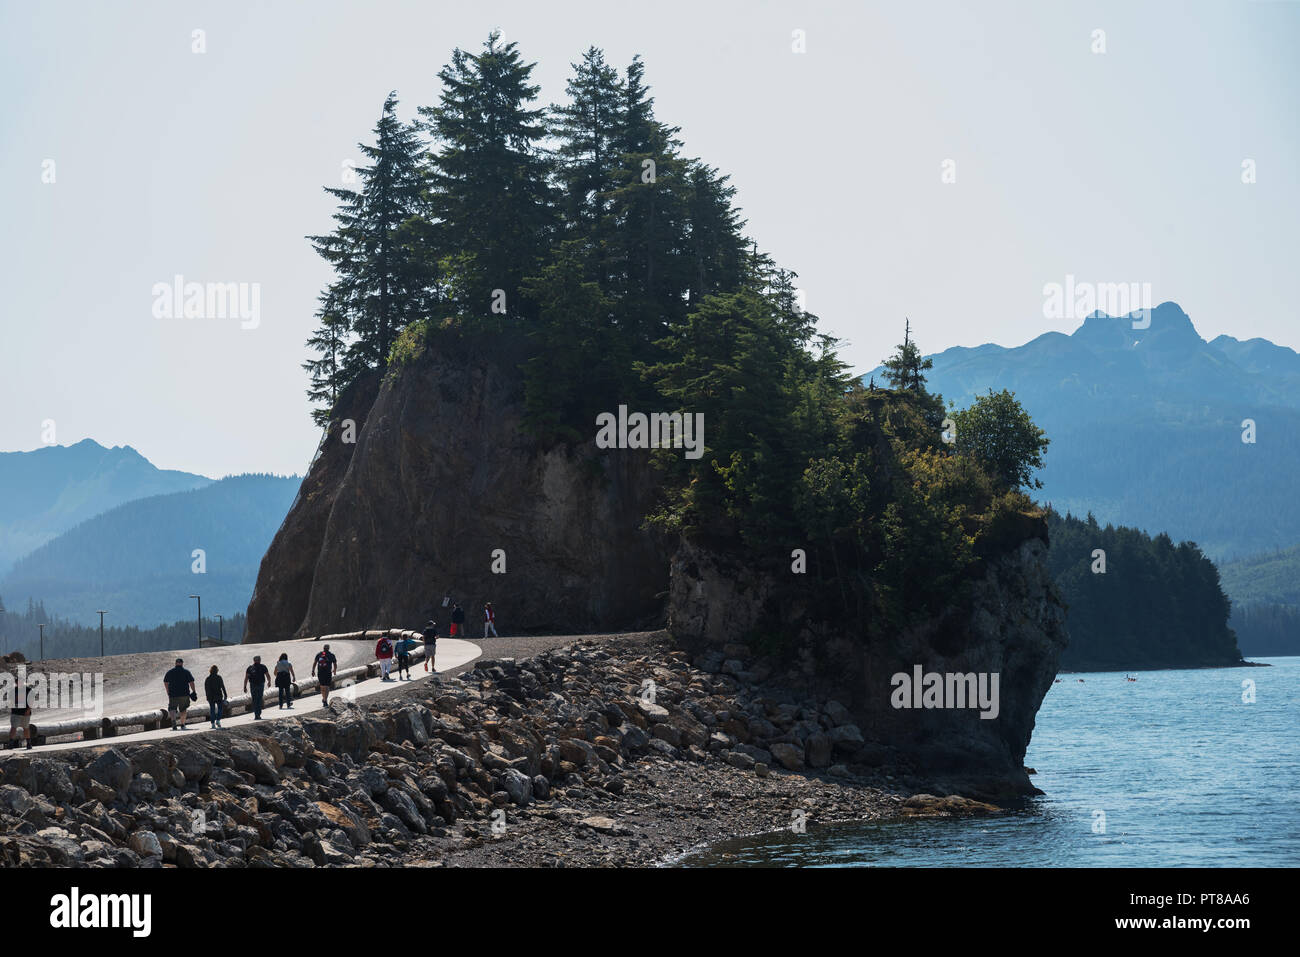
(245, 339, 671, 641)
(667, 526, 1069, 800)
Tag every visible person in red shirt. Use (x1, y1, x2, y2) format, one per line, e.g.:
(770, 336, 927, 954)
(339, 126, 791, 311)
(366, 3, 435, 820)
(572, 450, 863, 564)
(484, 602, 499, 639)
(375, 633, 395, 681)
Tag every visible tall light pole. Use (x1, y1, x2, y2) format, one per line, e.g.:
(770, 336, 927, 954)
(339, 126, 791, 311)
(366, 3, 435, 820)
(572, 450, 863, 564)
(214, 614, 224, 644)
(38, 622, 45, 661)
(96, 610, 106, 657)
(189, 595, 201, 648)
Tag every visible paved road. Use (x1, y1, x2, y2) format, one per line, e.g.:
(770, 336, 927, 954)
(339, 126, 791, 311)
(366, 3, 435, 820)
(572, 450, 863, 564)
(3, 636, 481, 755)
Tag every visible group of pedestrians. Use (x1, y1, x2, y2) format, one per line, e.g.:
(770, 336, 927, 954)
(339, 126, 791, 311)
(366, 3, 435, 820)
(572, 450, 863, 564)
(152, 601, 501, 731)
(443, 601, 498, 640)
(9, 607, 500, 749)
(159, 643, 345, 731)
(374, 632, 425, 681)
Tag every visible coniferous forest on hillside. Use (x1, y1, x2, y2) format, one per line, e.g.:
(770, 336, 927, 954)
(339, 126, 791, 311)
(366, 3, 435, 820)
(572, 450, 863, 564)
(1046, 511, 1242, 670)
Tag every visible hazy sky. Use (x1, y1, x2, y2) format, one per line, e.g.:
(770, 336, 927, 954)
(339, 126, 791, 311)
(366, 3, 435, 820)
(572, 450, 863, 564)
(2, 0, 1297, 477)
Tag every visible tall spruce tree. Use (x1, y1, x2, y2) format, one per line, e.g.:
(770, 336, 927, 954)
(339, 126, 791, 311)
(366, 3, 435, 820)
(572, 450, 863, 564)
(881, 319, 933, 392)
(306, 91, 433, 422)
(551, 47, 624, 239)
(302, 292, 350, 428)
(419, 32, 556, 324)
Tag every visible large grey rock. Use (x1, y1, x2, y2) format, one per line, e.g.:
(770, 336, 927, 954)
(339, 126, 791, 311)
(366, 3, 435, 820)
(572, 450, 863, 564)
(128, 830, 163, 858)
(242, 349, 669, 642)
(86, 749, 132, 794)
(229, 742, 280, 785)
(829, 724, 865, 751)
(392, 706, 430, 746)
(500, 769, 531, 807)
(805, 733, 833, 769)
(0, 785, 35, 817)
(667, 531, 1069, 799)
(769, 742, 804, 771)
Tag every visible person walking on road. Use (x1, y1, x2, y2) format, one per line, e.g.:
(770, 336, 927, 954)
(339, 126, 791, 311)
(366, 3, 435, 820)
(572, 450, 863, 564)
(450, 603, 465, 638)
(375, 633, 396, 681)
(205, 665, 228, 729)
(313, 644, 338, 705)
(7, 678, 36, 750)
(163, 658, 196, 731)
(395, 634, 416, 680)
(421, 621, 438, 673)
(484, 602, 499, 639)
(274, 653, 296, 709)
(244, 655, 271, 720)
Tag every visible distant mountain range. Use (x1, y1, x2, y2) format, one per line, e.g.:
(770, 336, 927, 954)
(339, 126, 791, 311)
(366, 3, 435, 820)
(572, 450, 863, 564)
(0, 439, 212, 575)
(0, 474, 300, 628)
(868, 302, 1300, 562)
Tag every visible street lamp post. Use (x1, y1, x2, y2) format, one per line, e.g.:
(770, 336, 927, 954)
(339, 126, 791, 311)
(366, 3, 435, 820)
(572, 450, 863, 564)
(38, 623, 45, 661)
(215, 614, 224, 644)
(189, 595, 201, 648)
(97, 610, 106, 657)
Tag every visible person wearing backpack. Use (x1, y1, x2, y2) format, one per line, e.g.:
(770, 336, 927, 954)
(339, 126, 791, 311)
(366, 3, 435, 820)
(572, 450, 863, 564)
(273, 653, 296, 709)
(312, 644, 338, 705)
(375, 633, 395, 681)
(7, 678, 36, 749)
(244, 655, 271, 719)
(394, 634, 416, 680)
(205, 665, 228, 729)
(421, 621, 438, 673)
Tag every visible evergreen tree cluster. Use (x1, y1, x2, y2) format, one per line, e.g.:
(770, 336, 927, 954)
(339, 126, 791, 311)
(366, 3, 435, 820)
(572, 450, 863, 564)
(1046, 511, 1242, 670)
(302, 34, 1051, 646)
(304, 36, 752, 435)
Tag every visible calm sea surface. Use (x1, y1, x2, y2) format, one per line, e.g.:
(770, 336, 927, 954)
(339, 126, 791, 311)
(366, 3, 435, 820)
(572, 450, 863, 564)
(683, 657, 1300, 867)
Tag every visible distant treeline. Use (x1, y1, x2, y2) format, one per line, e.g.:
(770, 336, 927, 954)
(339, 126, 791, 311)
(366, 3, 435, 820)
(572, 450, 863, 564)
(1047, 511, 1243, 670)
(1227, 603, 1300, 657)
(0, 596, 244, 660)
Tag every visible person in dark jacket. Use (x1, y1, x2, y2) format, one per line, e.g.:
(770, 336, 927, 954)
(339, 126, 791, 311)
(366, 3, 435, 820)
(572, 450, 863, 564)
(243, 655, 271, 719)
(163, 658, 196, 731)
(312, 644, 338, 705)
(451, 603, 466, 637)
(205, 665, 228, 729)
(7, 679, 37, 750)
(421, 621, 438, 673)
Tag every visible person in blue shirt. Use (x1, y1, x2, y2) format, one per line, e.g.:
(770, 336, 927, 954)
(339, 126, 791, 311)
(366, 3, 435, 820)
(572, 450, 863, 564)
(397, 635, 421, 679)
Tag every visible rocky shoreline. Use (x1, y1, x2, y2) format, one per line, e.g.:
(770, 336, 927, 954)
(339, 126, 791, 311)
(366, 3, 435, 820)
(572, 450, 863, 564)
(0, 631, 1003, 868)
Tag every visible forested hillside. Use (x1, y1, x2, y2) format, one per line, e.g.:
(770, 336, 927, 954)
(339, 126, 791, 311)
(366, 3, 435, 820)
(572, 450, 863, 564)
(1218, 545, 1300, 656)
(869, 306, 1300, 560)
(0, 439, 211, 574)
(0, 475, 297, 628)
(1046, 511, 1242, 670)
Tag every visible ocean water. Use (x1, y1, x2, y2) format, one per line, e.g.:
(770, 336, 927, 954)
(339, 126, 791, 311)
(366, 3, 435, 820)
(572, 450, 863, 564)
(683, 657, 1300, 867)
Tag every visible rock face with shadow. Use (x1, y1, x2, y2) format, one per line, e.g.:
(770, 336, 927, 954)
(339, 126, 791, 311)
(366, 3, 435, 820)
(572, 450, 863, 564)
(244, 338, 671, 642)
(667, 520, 1069, 801)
